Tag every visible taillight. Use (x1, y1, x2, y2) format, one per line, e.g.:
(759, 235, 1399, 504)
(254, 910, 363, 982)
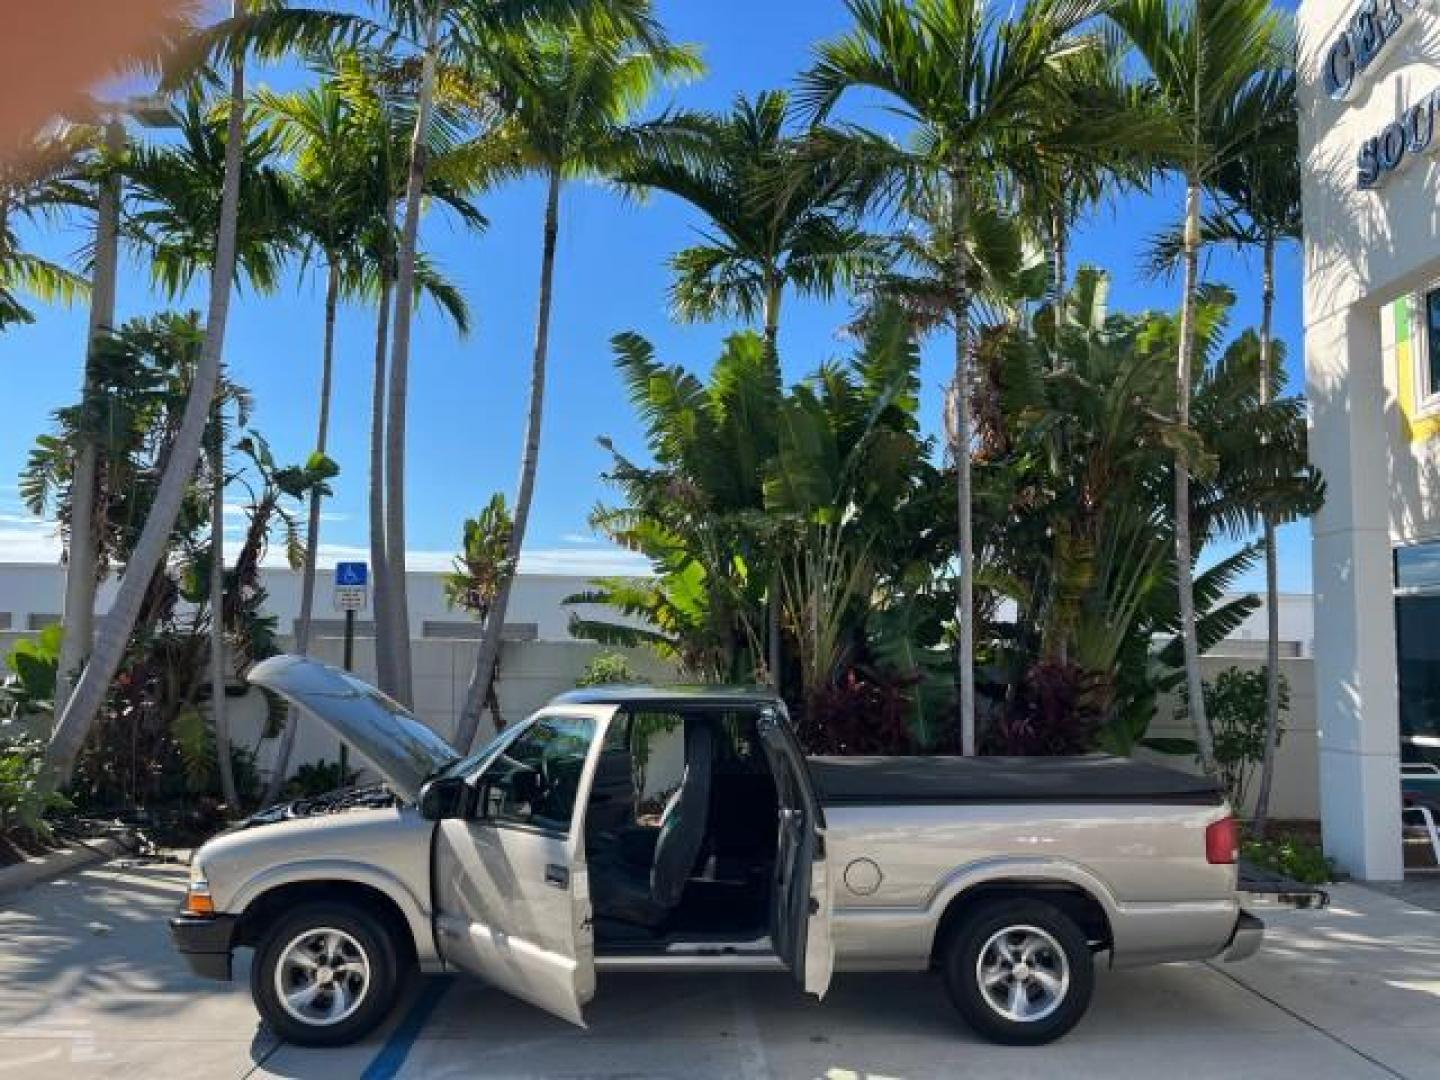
(1206, 815, 1239, 865)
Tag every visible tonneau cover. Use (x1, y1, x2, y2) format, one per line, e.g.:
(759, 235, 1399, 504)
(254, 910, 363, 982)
(807, 754, 1223, 807)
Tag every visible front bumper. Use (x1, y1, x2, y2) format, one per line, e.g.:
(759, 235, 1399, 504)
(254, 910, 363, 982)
(169, 913, 239, 981)
(1221, 910, 1265, 962)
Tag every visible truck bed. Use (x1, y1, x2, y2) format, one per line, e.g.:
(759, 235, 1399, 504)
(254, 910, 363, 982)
(807, 754, 1223, 807)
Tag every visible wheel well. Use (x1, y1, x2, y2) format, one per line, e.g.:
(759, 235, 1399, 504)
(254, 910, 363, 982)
(929, 881, 1113, 968)
(236, 880, 417, 965)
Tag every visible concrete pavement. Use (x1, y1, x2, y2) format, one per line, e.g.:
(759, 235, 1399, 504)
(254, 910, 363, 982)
(1, 861, 1438, 1079)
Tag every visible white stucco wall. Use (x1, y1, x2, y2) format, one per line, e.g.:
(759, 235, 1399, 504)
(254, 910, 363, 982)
(0, 562, 623, 642)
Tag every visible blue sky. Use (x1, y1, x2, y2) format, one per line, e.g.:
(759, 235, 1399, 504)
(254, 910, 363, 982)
(0, 0, 1313, 592)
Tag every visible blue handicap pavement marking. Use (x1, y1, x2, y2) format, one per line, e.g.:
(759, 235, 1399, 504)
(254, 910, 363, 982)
(360, 976, 454, 1080)
(336, 561, 369, 587)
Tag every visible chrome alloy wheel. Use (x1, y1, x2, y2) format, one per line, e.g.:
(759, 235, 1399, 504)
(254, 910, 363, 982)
(273, 927, 372, 1027)
(975, 924, 1071, 1023)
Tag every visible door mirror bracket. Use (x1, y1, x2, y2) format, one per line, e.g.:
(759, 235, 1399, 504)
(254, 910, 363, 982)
(419, 775, 475, 820)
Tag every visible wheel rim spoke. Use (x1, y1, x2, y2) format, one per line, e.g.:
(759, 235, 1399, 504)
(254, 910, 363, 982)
(286, 982, 322, 1011)
(1031, 969, 1063, 996)
(981, 964, 1009, 989)
(1007, 979, 1029, 1019)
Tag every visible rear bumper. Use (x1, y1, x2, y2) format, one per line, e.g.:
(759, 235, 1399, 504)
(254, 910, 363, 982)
(1220, 910, 1264, 962)
(169, 913, 239, 981)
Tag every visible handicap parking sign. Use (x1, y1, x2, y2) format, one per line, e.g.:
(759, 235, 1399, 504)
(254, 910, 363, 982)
(335, 562, 368, 587)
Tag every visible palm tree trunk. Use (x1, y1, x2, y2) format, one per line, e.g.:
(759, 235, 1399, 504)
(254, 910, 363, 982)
(950, 172, 976, 757)
(45, 1, 248, 787)
(370, 264, 396, 698)
(57, 118, 124, 718)
(262, 263, 339, 805)
(454, 168, 562, 752)
(763, 271, 783, 688)
(763, 271, 782, 353)
(1252, 236, 1281, 832)
(384, 14, 441, 708)
(1175, 179, 1216, 774)
(209, 397, 238, 809)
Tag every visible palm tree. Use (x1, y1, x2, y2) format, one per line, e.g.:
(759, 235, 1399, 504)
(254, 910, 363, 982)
(188, 1, 661, 707)
(256, 58, 480, 805)
(622, 90, 880, 680)
(1109, 0, 1287, 774)
(800, 0, 1105, 755)
(626, 91, 881, 350)
(1194, 81, 1301, 828)
(363, 1, 662, 708)
(450, 17, 701, 752)
(46, 0, 258, 787)
(255, 56, 482, 689)
(123, 88, 297, 807)
(1007, 37, 1172, 314)
(55, 118, 123, 723)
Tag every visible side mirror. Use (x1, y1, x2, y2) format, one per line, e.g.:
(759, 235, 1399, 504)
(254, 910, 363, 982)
(418, 776, 474, 821)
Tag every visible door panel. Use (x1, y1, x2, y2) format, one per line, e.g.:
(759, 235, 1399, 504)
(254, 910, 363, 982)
(757, 707, 834, 997)
(433, 706, 617, 1025)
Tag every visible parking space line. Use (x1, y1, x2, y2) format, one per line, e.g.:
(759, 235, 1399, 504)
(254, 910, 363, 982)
(359, 976, 454, 1080)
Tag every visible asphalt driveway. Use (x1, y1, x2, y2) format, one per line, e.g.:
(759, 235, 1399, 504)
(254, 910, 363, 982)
(2, 860, 1438, 1079)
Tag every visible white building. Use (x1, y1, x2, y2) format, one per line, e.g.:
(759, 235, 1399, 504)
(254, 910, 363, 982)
(1299, 0, 1440, 878)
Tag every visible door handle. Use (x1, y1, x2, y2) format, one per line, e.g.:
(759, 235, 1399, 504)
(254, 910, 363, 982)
(545, 864, 570, 890)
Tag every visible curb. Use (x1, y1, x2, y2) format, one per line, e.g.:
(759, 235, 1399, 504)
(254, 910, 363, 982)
(0, 836, 132, 899)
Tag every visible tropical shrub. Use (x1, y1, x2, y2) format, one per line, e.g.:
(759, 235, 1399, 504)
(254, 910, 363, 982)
(1243, 835, 1333, 885)
(0, 624, 62, 720)
(573, 303, 955, 748)
(977, 269, 1322, 754)
(985, 661, 1105, 756)
(1174, 666, 1289, 810)
(577, 652, 646, 688)
(798, 670, 921, 756)
(0, 737, 71, 847)
(23, 315, 306, 814)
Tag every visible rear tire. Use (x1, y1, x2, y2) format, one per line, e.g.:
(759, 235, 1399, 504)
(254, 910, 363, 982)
(250, 901, 401, 1047)
(940, 898, 1094, 1046)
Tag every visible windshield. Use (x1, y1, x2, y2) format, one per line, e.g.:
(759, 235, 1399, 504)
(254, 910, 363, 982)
(428, 720, 529, 783)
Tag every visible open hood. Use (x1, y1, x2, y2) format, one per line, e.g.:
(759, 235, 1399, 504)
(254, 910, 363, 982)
(247, 655, 459, 802)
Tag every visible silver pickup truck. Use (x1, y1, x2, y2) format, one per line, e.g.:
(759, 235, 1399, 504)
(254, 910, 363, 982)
(170, 655, 1263, 1048)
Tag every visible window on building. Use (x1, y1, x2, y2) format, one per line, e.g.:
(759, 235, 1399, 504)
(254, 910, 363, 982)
(1395, 542, 1440, 760)
(1417, 288, 1440, 407)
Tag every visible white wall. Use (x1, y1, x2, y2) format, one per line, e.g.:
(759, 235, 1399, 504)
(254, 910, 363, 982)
(1144, 657, 1320, 821)
(0, 562, 629, 642)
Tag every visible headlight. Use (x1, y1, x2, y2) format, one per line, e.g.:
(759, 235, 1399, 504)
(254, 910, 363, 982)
(184, 864, 215, 915)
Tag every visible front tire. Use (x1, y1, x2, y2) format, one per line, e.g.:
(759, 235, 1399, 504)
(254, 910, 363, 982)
(941, 898, 1094, 1046)
(251, 901, 401, 1047)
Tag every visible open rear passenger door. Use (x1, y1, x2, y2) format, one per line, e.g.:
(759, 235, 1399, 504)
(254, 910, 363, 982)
(432, 705, 618, 1025)
(757, 706, 834, 997)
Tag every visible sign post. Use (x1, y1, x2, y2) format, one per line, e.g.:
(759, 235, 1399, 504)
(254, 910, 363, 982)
(333, 562, 368, 783)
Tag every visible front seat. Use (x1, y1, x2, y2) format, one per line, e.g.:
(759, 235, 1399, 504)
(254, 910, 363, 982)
(590, 717, 716, 928)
